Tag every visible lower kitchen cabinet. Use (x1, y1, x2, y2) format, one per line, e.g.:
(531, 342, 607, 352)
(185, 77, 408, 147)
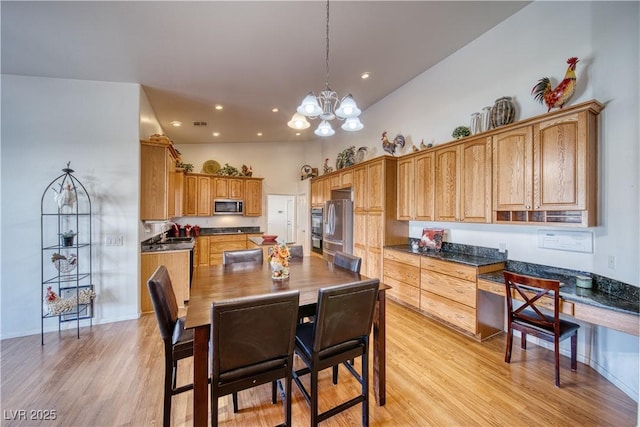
(383, 250, 420, 309)
(141, 250, 190, 313)
(208, 234, 248, 265)
(382, 249, 504, 341)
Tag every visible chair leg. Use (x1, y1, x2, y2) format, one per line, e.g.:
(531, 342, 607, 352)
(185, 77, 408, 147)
(570, 332, 578, 371)
(163, 348, 173, 427)
(554, 337, 561, 387)
(172, 360, 178, 389)
(332, 364, 338, 385)
(311, 367, 319, 427)
(362, 344, 370, 427)
(285, 375, 292, 427)
(520, 332, 527, 350)
(504, 328, 513, 363)
(272, 381, 277, 404)
(232, 392, 239, 413)
(210, 384, 218, 427)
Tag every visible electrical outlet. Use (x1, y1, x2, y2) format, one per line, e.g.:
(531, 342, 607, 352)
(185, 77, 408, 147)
(498, 242, 507, 253)
(106, 235, 123, 246)
(608, 255, 616, 269)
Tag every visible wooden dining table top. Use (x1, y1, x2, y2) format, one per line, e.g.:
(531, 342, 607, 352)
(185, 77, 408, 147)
(185, 256, 388, 329)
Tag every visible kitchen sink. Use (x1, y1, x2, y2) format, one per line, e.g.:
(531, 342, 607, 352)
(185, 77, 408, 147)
(163, 237, 194, 243)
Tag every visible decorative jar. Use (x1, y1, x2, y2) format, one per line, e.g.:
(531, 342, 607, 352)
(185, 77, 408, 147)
(470, 112, 481, 135)
(480, 106, 492, 132)
(490, 96, 516, 128)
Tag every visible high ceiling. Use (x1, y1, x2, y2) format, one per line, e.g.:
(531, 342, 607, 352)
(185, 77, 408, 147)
(2, 1, 530, 144)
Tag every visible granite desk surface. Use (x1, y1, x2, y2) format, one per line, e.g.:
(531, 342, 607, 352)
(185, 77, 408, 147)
(384, 245, 639, 317)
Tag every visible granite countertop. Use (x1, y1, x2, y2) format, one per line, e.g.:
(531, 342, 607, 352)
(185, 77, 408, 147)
(247, 237, 295, 247)
(141, 237, 195, 253)
(199, 226, 262, 236)
(385, 245, 505, 268)
(386, 242, 638, 317)
(478, 269, 639, 316)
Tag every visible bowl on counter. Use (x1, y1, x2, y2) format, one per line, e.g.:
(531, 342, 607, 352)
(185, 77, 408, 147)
(262, 235, 278, 243)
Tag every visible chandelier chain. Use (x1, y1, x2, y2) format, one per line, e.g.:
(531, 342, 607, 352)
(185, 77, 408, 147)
(325, 0, 330, 90)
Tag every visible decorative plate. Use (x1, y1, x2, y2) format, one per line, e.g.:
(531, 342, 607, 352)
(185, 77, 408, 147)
(202, 160, 221, 174)
(300, 164, 313, 179)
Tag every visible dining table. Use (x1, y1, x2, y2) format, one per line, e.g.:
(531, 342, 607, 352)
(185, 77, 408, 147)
(185, 256, 388, 426)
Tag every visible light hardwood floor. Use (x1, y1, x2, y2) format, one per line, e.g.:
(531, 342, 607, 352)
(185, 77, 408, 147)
(1, 300, 637, 426)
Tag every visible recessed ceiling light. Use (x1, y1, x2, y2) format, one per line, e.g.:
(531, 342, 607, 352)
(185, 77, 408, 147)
(212, 132, 220, 137)
(214, 104, 223, 110)
(296, 132, 301, 136)
(272, 107, 279, 113)
(361, 72, 371, 79)
(170, 121, 182, 127)
(257, 132, 263, 137)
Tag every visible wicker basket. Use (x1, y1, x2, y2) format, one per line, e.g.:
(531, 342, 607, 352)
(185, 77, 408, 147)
(51, 253, 77, 274)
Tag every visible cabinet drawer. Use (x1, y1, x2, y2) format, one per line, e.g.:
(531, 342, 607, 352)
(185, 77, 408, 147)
(384, 259, 420, 286)
(421, 270, 476, 308)
(477, 278, 506, 296)
(421, 291, 476, 333)
(421, 257, 476, 281)
(383, 249, 421, 268)
(210, 234, 246, 243)
(516, 289, 575, 316)
(210, 241, 247, 254)
(384, 276, 420, 309)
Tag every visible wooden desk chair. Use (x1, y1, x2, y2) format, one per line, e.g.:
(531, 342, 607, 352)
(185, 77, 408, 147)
(333, 251, 362, 273)
(504, 271, 580, 387)
(210, 290, 300, 427)
(293, 279, 380, 426)
(147, 265, 198, 427)
(222, 248, 263, 265)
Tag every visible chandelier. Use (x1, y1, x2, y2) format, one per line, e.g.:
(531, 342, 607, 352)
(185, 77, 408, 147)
(288, 0, 363, 137)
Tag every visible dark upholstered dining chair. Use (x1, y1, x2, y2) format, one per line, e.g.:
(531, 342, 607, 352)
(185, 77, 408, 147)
(222, 248, 263, 265)
(292, 279, 380, 426)
(210, 290, 300, 427)
(288, 245, 304, 259)
(147, 265, 200, 427)
(504, 271, 580, 387)
(333, 251, 362, 273)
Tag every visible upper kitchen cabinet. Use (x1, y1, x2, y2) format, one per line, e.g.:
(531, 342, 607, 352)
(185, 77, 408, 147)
(493, 100, 603, 226)
(243, 178, 263, 217)
(184, 175, 262, 217)
(397, 151, 435, 221)
(140, 140, 181, 221)
(310, 176, 331, 207)
(213, 177, 244, 200)
(433, 137, 491, 223)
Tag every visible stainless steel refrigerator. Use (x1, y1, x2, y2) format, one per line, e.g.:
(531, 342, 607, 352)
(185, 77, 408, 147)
(323, 199, 353, 261)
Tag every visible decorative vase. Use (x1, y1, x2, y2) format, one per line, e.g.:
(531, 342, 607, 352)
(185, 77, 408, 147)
(490, 96, 516, 128)
(470, 112, 481, 135)
(480, 106, 492, 132)
(270, 260, 289, 280)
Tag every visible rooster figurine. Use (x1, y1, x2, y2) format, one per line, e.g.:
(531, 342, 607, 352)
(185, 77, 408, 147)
(532, 57, 579, 112)
(381, 131, 405, 156)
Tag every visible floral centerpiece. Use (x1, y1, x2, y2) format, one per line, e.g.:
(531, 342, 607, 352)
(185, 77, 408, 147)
(268, 243, 290, 280)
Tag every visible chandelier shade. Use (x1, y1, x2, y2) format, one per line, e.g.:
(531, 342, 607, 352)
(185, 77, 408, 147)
(287, 112, 311, 129)
(289, 0, 363, 137)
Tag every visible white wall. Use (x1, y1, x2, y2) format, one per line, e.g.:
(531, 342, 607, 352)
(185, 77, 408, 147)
(324, 1, 639, 402)
(1, 75, 143, 338)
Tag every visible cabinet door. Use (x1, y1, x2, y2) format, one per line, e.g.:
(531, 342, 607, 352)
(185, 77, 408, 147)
(141, 251, 190, 311)
(414, 152, 435, 221)
(322, 178, 332, 203)
(460, 137, 492, 223)
(365, 211, 384, 279)
(330, 175, 341, 190)
(340, 170, 353, 188)
(492, 126, 533, 210)
(367, 160, 384, 211)
(184, 175, 197, 216)
(534, 113, 585, 210)
(196, 236, 210, 267)
(434, 145, 461, 222)
(228, 178, 244, 200)
(212, 177, 228, 199)
(140, 144, 169, 220)
(197, 176, 211, 216)
(167, 154, 177, 218)
(244, 179, 262, 216)
(396, 157, 414, 220)
(353, 166, 367, 212)
(173, 170, 184, 217)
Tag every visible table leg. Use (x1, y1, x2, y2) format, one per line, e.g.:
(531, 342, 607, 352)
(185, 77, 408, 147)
(373, 289, 386, 406)
(193, 326, 209, 427)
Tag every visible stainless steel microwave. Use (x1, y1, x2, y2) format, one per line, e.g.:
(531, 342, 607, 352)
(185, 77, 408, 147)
(213, 199, 244, 215)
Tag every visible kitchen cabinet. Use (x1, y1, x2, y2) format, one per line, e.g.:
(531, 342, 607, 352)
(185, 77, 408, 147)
(397, 151, 435, 221)
(351, 157, 407, 279)
(184, 174, 212, 216)
(140, 141, 179, 220)
(492, 100, 603, 226)
(310, 176, 331, 207)
(195, 236, 210, 266)
(209, 234, 247, 265)
(243, 178, 263, 217)
(420, 257, 504, 340)
(141, 250, 190, 312)
(383, 250, 420, 309)
(170, 166, 184, 218)
(213, 177, 243, 200)
(433, 137, 491, 223)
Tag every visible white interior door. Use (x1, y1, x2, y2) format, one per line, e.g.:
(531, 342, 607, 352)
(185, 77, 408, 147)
(296, 179, 310, 255)
(267, 194, 295, 243)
